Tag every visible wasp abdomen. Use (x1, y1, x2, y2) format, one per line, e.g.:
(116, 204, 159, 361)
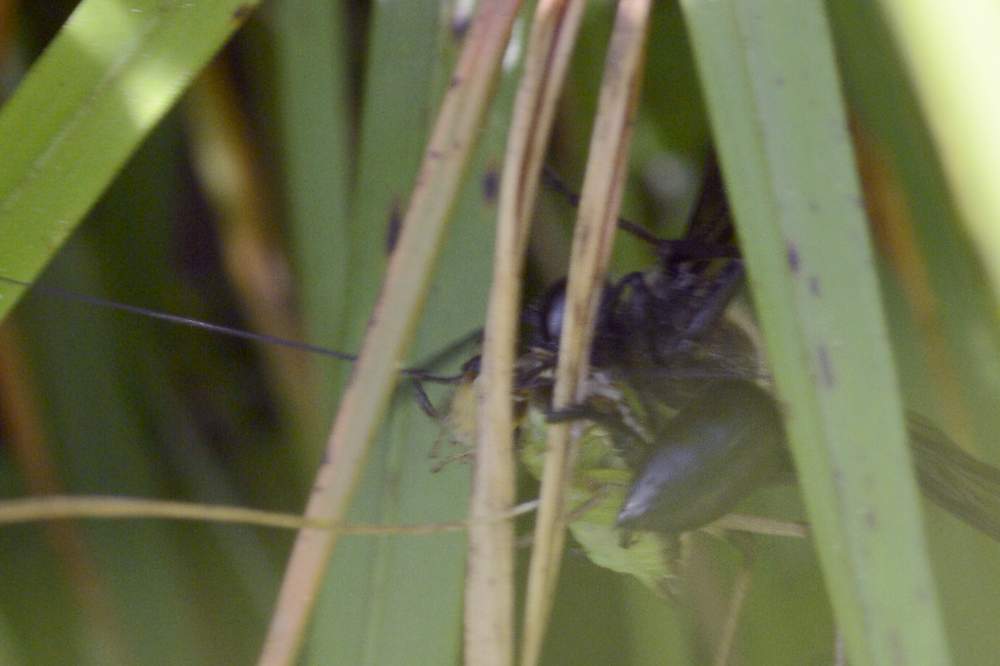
(617, 380, 792, 534)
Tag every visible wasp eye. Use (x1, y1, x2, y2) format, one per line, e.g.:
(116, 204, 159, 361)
(542, 281, 567, 344)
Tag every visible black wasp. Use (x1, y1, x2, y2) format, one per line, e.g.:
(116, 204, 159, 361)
(505, 156, 1000, 549)
(442, 157, 1000, 666)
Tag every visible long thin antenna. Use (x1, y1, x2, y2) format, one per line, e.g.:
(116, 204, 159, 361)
(0, 274, 476, 383)
(541, 165, 738, 259)
(541, 165, 662, 246)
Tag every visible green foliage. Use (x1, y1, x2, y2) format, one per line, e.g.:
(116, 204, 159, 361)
(0, 0, 257, 321)
(518, 388, 682, 597)
(683, 1, 949, 663)
(0, 1, 996, 664)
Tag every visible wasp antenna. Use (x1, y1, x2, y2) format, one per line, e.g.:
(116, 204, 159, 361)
(0, 274, 483, 383)
(0, 274, 362, 363)
(541, 165, 664, 247)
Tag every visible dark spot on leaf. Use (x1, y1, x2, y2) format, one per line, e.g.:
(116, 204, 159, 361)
(482, 167, 499, 204)
(807, 199, 820, 213)
(864, 508, 878, 529)
(452, 15, 471, 40)
(449, 75, 463, 90)
(385, 199, 403, 256)
(816, 345, 835, 388)
(809, 276, 821, 297)
(787, 243, 800, 273)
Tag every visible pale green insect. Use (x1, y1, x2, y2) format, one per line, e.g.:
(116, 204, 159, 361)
(516, 374, 686, 596)
(447, 351, 723, 598)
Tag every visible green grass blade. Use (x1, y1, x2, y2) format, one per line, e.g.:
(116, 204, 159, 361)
(0, 0, 256, 321)
(10, 122, 258, 664)
(299, 4, 451, 663)
(271, 0, 354, 463)
(681, 2, 951, 664)
(299, 4, 519, 664)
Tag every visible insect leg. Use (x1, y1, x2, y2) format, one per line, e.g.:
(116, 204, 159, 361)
(546, 402, 648, 446)
(409, 379, 443, 420)
(679, 259, 745, 339)
(539, 164, 738, 259)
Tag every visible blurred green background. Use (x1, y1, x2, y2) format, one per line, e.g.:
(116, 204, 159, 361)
(0, 1, 997, 664)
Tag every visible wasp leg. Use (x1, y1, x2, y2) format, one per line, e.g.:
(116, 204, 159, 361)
(397, 329, 485, 422)
(679, 259, 745, 339)
(409, 378, 442, 420)
(545, 403, 642, 438)
(546, 402, 650, 464)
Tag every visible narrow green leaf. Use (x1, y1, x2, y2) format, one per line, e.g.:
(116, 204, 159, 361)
(682, 2, 951, 664)
(13, 124, 252, 664)
(271, 0, 353, 451)
(300, 4, 449, 663)
(0, 0, 256, 321)
(302, 3, 519, 664)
